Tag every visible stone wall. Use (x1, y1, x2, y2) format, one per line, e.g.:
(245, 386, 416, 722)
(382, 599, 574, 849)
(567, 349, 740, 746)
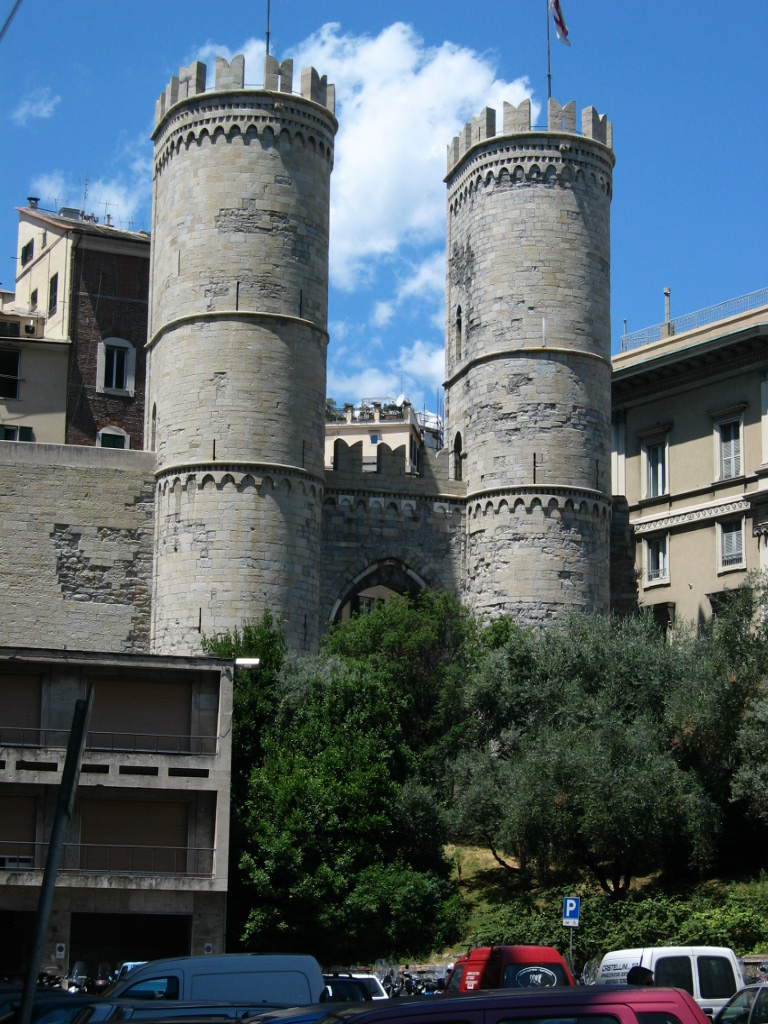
(321, 442, 465, 623)
(0, 443, 155, 652)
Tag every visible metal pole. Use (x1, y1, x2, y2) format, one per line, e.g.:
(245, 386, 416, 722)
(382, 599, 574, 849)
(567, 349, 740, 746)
(266, 0, 270, 57)
(19, 690, 93, 1024)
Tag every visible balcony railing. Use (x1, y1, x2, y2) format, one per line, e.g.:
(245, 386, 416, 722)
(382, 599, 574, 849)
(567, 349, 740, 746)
(620, 287, 768, 352)
(0, 726, 217, 755)
(0, 842, 214, 877)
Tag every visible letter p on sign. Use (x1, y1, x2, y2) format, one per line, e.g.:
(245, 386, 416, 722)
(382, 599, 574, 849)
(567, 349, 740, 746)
(562, 896, 580, 927)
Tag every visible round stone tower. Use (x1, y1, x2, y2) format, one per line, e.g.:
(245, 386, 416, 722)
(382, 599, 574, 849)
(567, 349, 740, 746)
(444, 97, 615, 623)
(146, 54, 337, 654)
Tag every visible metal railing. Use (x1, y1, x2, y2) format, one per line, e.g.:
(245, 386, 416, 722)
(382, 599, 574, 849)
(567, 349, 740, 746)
(0, 841, 214, 877)
(0, 726, 217, 755)
(620, 287, 768, 352)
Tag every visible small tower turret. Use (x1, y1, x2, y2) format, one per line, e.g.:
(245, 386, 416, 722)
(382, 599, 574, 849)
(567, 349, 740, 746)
(147, 53, 337, 653)
(444, 97, 615, 622)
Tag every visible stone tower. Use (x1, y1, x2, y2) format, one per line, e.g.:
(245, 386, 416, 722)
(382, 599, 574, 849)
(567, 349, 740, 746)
(444, 98, 615, 622)
(146, 54, 337, 654)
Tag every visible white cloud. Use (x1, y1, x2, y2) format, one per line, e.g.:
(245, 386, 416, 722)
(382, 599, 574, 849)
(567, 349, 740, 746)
(396, 251, 446, 304)
(12, 88, 61, 126)
(289, 22, 536, 291)
(30, 131, 152, 232)
(371, 301, 394, 328)
(327, 364, 401, 404)
(393, 339, 445, 397)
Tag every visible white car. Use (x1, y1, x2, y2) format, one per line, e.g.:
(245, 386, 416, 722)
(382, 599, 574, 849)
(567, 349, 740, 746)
(323, 973, 389, 1001)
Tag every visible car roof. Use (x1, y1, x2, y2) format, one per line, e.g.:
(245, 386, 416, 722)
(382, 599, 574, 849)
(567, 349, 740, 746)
(305, 985, 708, 1021)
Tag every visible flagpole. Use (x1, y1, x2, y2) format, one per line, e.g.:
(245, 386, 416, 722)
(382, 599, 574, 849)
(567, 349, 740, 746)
(546, 0, 552, 99)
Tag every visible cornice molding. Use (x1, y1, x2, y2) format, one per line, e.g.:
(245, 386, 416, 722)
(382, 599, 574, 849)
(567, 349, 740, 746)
(633, 496, 750, 535)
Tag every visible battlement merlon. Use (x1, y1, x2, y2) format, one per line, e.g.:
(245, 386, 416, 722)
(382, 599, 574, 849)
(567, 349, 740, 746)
(154, 54, 335, 127)
(446, 98, 613, 175)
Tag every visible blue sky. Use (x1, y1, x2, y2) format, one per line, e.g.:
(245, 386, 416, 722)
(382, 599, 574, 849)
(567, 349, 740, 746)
(1, 0, 766, 413)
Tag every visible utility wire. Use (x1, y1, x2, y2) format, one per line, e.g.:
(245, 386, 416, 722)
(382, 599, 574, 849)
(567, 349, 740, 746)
(0, 0, 24, 46)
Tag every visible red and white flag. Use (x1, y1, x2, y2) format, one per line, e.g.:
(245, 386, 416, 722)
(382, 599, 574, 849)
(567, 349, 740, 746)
(549, 0, 571, 45)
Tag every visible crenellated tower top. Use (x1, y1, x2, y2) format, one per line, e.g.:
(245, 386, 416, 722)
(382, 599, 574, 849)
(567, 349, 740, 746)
(446, 97, 612, 176)
(154, 53, 336, 129)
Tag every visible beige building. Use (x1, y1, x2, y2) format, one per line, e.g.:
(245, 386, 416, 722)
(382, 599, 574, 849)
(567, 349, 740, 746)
(0, 649, 233, 976)
(0, 288, 67, 443)
(325, 398, 440, 475)
(611, 290, 768, 628)
(13, 198, 149, 449)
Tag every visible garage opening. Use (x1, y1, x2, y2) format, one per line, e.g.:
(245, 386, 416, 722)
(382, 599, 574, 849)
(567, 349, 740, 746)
(69, 912, 191, 972)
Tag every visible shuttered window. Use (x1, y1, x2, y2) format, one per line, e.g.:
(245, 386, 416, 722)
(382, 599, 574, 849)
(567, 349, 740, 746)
(720, 420, 741, 479)
(88, 679, 191, 752)
(721, 521, 744, 569)
(0, 675, 42, 746)
(80, 799, 188, 874)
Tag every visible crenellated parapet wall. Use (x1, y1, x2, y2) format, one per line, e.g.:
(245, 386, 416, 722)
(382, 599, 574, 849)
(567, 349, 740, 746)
(447, 96, 612, 176)
(465, 486, 610, 524)
(154, 54, 335, 129)
(155, 462, 323, 502)
(327, 439, 465, 500)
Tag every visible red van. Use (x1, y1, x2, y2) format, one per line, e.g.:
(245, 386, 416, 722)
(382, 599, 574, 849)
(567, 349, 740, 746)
(445, 945, 574, 992)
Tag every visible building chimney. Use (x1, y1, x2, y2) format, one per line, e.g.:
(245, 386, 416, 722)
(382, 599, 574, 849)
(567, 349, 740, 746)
(661, 287, 674, 338)
(27, 197, 39, 209)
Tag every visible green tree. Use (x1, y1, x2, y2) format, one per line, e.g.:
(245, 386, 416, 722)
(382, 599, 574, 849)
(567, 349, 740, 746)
(322, 591, 480, 789)
(451, 611, 719, 895)
(240, 654, 465, 959)
(201, 610, 287, 947)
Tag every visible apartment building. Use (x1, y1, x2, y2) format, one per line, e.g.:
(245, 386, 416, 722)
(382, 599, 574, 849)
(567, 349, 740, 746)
(0, 648, 232, 976)
(0, 288, 66, 443)
(611, 290, 768, 628)
(12, 199, 149, 448)
(325, 398, 441, 476)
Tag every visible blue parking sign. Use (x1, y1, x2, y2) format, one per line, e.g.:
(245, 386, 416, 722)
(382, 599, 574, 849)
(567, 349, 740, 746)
(562, 896, 580, 927)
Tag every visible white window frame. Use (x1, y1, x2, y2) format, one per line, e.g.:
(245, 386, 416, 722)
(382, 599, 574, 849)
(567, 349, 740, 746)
(96, 338, 136, 397)
(711, 407, 745, 482)
(644, 533, 669, 587)
(640, 432, 669, 499)
(97, 426, 130, 450)
(718, 518, 745, 574)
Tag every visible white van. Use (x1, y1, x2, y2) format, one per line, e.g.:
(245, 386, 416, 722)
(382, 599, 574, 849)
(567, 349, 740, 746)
(595, 946, 744, 1017)
(104, 953, 326, 1006)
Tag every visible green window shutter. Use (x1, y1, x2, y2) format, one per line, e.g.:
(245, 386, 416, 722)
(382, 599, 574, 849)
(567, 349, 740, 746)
(18, 426, 33, 442)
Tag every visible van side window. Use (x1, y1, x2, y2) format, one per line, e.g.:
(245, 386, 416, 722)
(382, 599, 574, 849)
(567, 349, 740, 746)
(753, 989, 768, 1024)
(697, 956, 737, 1000)
(637, 1013, 685, 1024)
(717, 989, 757, 1024)
(499, 1016, 619, 1024)
(446, 964, 465, 992)
(654, 957, 693, 994)
(123, 976, 180, 1000)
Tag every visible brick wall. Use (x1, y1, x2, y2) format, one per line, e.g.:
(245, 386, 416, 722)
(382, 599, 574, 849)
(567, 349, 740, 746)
(66, 244, 149, 449)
